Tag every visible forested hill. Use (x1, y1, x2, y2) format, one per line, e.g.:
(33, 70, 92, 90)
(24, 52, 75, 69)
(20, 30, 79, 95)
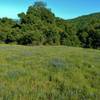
(0, 1, 100, 48)
(69, 12, 100, 48)
(70, 12, 100, 22)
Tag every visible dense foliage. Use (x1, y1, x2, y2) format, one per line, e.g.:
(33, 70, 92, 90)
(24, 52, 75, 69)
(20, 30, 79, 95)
(70, 13, 100, 48)
(0, 1, 100, 48)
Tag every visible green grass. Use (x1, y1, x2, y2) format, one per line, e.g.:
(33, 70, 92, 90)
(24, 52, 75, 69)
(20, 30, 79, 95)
(0, 44, 100, 100)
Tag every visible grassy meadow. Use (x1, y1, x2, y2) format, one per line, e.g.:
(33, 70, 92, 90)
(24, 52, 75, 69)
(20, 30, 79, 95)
(0, 44, 100, 100)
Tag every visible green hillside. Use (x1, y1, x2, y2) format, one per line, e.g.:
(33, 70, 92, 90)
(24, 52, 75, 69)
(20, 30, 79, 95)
(0, 45, 100, 100)
(0, 1, 100, 48)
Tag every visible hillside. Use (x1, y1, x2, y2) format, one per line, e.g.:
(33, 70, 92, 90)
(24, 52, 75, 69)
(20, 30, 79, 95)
(68, 12, 100, 48)
(0, 1, 100, 48)
(69, 12, 100, 22)
(0, 45, 100, 99)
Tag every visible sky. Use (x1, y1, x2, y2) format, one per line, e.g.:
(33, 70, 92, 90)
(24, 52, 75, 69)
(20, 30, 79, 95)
(0, 0, 100, 19)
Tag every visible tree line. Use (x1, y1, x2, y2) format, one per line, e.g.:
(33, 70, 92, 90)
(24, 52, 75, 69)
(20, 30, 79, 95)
(0, 1, 100, 48)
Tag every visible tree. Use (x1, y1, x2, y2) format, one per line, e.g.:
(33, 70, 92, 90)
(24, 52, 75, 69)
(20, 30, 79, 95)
(0, 1, 100, 48)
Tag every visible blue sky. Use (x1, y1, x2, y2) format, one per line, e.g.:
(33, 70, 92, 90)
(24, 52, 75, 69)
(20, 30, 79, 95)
(0, 0, 100, 19)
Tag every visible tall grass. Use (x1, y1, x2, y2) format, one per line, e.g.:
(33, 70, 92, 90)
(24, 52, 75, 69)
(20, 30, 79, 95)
(0, 44, 100, 100)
